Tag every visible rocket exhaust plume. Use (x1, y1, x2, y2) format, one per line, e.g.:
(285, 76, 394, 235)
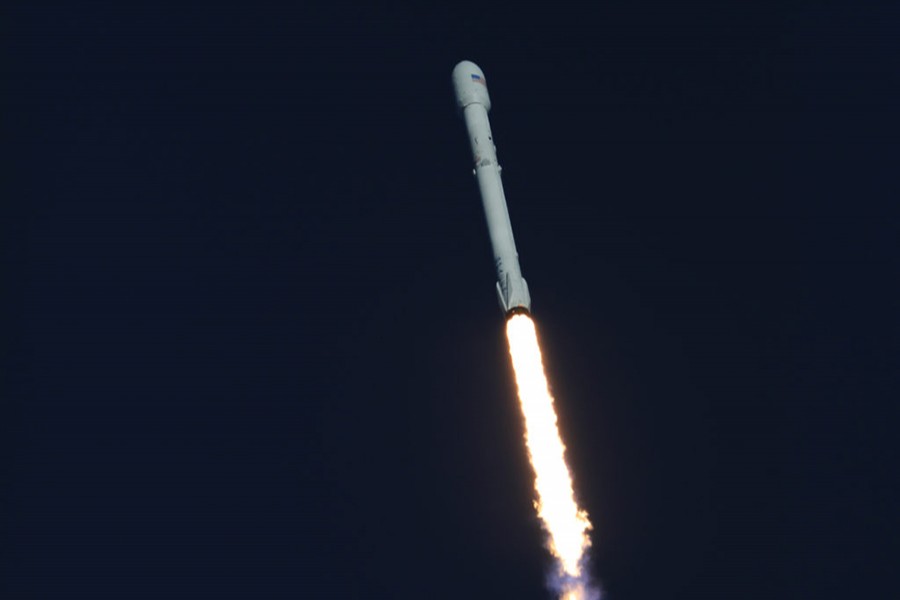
(506, 314, 596, 600)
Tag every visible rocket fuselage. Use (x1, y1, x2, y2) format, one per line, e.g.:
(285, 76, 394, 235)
(452, 60, 532, 316)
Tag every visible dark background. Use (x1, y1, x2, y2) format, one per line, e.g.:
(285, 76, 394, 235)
(3, 2, 897, 599)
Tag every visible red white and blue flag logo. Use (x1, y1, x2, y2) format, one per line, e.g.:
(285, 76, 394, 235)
(471, 73, 486, 85)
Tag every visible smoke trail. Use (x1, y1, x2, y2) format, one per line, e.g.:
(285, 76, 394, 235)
(506, 314, 598, 600)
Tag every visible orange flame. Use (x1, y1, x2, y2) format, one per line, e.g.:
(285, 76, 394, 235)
(506, 314, 594, 599)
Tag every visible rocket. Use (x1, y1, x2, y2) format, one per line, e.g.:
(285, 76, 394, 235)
(452, 60, 532, 317)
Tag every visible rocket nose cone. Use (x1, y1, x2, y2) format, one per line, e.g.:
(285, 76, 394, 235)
(453, 60, 491, 110)
(453, 60, 482, 77)
(452, 60, 491, 112)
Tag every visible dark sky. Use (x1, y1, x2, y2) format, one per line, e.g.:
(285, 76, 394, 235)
(3, 2, 897, 599)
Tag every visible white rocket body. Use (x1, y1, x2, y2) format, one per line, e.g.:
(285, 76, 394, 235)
(452, 60, 532, 316)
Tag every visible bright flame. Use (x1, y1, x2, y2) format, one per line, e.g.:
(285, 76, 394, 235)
(506, 314, 595, 599)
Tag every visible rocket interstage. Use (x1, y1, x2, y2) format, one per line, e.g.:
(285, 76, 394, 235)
(452, 61, 598, 600)
(452, 60, 531, 316)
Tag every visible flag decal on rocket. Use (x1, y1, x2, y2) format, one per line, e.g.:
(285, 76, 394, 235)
(471, 73, 485, 85)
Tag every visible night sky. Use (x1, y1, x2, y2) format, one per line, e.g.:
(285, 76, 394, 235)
(3, 3, 897, 599)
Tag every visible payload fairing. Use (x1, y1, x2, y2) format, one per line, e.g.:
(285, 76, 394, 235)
(453, 60, 532, 316)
